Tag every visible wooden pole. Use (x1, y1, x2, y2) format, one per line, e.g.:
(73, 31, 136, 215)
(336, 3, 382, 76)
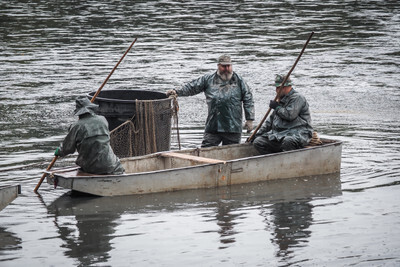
(33, 156, 58, 192)
(91, 38, 137, 102)
(246, 32, 314, 143)
(34, 39, 138, 193)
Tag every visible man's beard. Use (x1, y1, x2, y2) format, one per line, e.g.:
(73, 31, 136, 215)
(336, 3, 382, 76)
(217, 70, 233, 81)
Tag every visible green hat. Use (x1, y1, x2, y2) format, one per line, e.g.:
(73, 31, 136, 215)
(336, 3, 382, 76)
(275, 74, 292, 87)
(218, 55, 232, 65)
(74, 97, 99, 116)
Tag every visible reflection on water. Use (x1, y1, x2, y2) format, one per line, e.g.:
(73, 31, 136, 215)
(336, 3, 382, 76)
(56, 213, 117, 265)
(0, 227, 22, 256)
(269, 201, 312, 261)
(0, 0, 399, 265)
(216, 200, 239, 248)
(44, 174, 341, 266)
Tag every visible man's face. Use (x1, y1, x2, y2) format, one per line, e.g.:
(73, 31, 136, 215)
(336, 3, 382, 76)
(276, 86, 291, 98)
(217, 64, 233, 80)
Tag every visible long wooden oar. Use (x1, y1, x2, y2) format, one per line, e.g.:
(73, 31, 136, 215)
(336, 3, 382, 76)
(246, 32, 314, 143)
(34, 38, 137, 193)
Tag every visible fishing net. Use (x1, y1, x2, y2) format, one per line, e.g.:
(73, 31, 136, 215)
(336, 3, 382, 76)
(88, 90, 179, 158)
(109, 99, 176, 158)
(110, 120, 135, 157)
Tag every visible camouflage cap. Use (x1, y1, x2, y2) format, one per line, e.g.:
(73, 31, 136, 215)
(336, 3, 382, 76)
(274, 74, 292, 87)
(218, 55, 232, 65)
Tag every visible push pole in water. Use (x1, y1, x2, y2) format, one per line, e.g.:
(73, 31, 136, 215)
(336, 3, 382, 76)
(34, 38, 138, 193)
(246, 31, 314, 143)
(33, 156, 58, 192)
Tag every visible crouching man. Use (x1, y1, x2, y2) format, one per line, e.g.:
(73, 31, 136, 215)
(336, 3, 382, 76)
(54, 97, 124, 174)
(253, 75, 313, 154)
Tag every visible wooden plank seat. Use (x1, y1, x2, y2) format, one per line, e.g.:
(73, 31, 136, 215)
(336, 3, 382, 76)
(160, 152, 226, 165)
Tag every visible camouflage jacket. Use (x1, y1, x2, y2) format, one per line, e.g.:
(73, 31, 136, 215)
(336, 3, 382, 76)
(176, 71, 254, 133)
(257, 89, 313, 144)
(58, 113, 124, 174)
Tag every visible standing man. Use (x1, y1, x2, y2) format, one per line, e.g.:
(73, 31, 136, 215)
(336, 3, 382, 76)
(252, 74, 313, 154)
(166, 55, 255, 147)
(54, 97, 125, 174)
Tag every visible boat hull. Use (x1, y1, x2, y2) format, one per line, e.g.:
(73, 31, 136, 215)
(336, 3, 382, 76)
(0, 185, 21, 211)
(46, 139, 342, 196)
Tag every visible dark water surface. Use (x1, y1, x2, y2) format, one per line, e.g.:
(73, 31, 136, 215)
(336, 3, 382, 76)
(1, 1, 399, 266)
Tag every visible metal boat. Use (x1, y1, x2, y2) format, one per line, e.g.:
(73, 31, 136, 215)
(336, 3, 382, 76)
(46, 139, 342, 197)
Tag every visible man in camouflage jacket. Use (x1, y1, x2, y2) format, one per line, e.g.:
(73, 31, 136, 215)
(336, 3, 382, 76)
(253, 75, 313, 154)
(54, 97, 124, 174)
(167, 55, 255, 147)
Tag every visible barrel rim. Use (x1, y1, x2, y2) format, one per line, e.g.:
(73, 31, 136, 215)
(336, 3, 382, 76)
(86, 89, 170, 104)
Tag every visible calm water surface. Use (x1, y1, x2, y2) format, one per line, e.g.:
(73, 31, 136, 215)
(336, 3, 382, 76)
(1, 1, 399, 266)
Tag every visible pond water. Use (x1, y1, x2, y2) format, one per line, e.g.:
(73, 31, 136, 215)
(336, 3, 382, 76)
(1, 1, 399, 266)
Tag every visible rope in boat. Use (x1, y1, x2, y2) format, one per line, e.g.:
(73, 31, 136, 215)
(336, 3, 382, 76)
(171, 95, 181, 150)
(135, 100, 158, 155)
(307, 131, 323, 146)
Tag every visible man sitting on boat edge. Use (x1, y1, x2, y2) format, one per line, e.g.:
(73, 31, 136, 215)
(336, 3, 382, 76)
(54, 97, 125, 174)
(252, 74, 313, 154)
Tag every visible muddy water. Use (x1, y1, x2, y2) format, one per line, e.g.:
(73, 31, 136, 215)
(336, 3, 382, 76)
(1, 1, 399, 266)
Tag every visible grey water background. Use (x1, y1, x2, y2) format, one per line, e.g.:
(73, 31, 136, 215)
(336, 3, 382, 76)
(1, 0, 399, 266)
